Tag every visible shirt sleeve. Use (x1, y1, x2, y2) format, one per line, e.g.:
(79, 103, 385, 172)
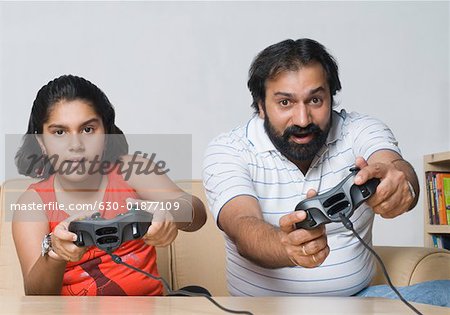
(350, 114, 402, 160)
(202, 135, 257, 226)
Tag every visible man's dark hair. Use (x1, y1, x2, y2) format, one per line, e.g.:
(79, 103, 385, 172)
(15, 74, 128, 178)
(247, 38, 342, 113)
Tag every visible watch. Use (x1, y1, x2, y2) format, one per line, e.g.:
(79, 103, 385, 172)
(41, 233, 52, 257)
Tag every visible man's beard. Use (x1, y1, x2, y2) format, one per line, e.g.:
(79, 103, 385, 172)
(264, 116, 330, 162)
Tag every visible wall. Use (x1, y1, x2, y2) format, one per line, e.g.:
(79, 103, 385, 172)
(0, 1, 449, 246)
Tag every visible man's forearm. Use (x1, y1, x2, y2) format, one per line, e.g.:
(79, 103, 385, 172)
(232, 216, 293, 269)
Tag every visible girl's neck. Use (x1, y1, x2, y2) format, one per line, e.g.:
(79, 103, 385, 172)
(53, 173, 109, 215)
(54, 172, 107, 194)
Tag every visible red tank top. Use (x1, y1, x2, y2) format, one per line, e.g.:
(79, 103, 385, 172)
(29, 168, 163, 296)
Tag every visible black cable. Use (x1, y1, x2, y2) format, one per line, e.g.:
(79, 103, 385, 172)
(339, 213, 424, 315)
(108, 252, 254, 315)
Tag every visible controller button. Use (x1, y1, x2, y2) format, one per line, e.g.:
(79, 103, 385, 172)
(360, 185, 370, 198)
(77, 232, 85, 246)
(132, 223, 140, 238)
(323, 193, 346, 208)
(96, 227, 118, 236)
(91, 212, 102, 220)
(306, 212, 317, 227)
(97, 236, 119, 245)
(327, 200, 351, 216)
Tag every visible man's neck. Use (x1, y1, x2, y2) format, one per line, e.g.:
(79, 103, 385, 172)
(288, 158, 312, 175)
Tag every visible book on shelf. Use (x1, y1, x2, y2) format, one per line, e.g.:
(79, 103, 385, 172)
(436, 173, 450, 225)
(425, 171, 450, 225)
(426, 172, 436, 224)
(431, 235, 450, 250)
(443, 177, 450, 224)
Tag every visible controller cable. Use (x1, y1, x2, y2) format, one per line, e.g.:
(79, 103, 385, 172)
(108, 252, 253, 315)
(338, 213, 423, 315)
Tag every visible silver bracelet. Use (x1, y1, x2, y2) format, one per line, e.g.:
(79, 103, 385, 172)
(406, 180, 416, 200)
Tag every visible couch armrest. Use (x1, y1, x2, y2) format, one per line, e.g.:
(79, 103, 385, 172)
(371, 246, 450, 286)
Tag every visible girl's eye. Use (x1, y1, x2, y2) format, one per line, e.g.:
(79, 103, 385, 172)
(83, 127, 94, 134)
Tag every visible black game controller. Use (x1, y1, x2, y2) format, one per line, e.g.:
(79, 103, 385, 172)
(295, 167, 380, 230)
(68, 208, 153, 253)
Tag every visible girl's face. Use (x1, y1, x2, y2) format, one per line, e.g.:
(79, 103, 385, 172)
(39, 99, 106, 182)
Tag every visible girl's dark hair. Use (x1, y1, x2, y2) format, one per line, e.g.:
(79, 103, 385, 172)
(247, 38, 342, 113)
(15, 74, 128, 178)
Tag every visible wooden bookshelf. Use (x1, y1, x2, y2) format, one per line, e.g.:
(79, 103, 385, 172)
(423, 151, 450, 247)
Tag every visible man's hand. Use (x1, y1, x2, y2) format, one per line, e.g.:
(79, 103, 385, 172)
(127, 198, 178, 247)
(354, 156, 414, 218)
(279, 189, 330, 268)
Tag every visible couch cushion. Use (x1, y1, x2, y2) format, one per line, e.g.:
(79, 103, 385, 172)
(371, 245, 450, 286)
(171, 180, 228, 296)
(410, 250, 450, 285)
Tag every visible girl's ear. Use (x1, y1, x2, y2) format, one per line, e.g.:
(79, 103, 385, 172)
(35, 134, 47, 155)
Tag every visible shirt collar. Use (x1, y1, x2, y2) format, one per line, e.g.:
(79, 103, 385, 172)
(246, 115, 277, 153)
(246, 109, 346, 153)
(326, 109, 346, 145)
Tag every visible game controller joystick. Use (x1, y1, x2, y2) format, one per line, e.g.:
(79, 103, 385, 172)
(295, 167, 380, 230)
(68, 208, 153, 253)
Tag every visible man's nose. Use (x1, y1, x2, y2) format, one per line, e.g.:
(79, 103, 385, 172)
(291, 103, 311, 128)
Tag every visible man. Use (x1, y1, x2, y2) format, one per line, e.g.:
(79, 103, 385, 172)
(203, 38, 449, 306)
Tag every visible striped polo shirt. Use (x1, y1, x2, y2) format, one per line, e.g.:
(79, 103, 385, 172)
(202, 109, 401, 296)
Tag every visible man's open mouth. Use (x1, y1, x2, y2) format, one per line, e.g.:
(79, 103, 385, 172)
(290, 133, 313, 144)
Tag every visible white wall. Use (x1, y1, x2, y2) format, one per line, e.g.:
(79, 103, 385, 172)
(1, 1, 448, 247)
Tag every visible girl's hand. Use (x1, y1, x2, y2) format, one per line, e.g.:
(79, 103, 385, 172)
(51, 220, 88, 262)
(127, 198, 178, 247)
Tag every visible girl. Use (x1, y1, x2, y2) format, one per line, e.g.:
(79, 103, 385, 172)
(12, 75, 207, 295)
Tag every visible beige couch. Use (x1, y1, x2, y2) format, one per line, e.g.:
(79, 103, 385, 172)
(1, 179, 450, 296)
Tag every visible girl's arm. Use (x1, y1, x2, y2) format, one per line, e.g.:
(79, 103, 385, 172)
(121, 154, 207, 232)
(12, 190, 67, 295)
(12, 190, 87, 295)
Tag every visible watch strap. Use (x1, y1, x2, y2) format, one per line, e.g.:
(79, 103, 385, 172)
(41, 233, 52, 257)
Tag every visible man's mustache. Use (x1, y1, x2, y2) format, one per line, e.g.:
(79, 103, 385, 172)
(282, 124, 322, 140)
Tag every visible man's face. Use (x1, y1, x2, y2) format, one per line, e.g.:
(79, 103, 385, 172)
(259, 62, 332, 163)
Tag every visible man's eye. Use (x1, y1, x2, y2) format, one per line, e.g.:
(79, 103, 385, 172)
(311, 97, 322, 105)
(55, 130, 65, 136)
(280, 100, 290, 106)
(83, 127, 94, 133)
